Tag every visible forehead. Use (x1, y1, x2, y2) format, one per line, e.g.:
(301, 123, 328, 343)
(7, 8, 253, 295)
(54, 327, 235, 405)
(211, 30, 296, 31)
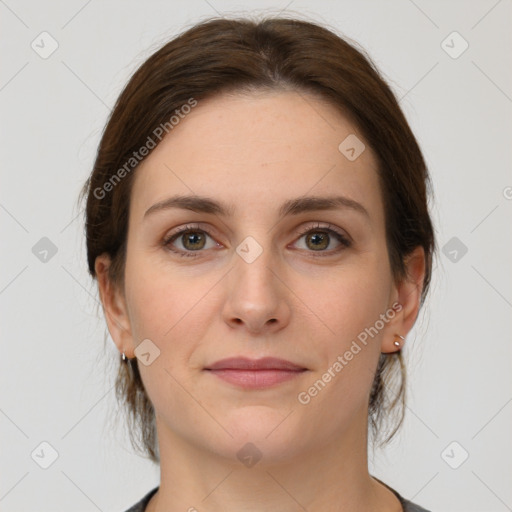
(130, 90, 382, 222)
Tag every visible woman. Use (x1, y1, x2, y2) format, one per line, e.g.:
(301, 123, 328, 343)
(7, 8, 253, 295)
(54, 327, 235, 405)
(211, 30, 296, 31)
(81, 15, 435, 512)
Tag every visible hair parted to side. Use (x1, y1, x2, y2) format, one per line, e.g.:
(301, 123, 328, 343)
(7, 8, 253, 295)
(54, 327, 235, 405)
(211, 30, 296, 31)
(79, 15, 436, 463)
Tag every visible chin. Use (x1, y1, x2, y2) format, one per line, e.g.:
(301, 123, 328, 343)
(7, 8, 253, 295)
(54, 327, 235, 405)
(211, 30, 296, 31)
(212, 406, 308, 466)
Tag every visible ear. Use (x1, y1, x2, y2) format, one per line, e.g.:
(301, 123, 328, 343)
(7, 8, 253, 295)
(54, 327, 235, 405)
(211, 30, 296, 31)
(381, 246, 426, 354)
(95, 253, 135, 358)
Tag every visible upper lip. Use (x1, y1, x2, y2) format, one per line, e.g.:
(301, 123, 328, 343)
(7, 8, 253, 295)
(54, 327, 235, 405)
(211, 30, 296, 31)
(205, 357, 307, 371)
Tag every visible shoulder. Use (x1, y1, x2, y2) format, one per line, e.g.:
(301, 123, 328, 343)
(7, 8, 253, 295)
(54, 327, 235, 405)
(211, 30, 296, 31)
(122, 486, 159, 512)
(401, 497, 432, 512)
(402, 499, 432, 512)
(120, 483, 434, 512)
(372, 476, 431, 512)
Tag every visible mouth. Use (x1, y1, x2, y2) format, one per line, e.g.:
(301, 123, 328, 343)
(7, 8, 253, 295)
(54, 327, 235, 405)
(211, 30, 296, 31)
(204, 357, 308, 389)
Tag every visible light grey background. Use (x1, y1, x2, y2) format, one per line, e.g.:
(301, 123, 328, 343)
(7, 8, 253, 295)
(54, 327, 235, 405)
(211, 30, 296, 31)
(1, 1, 511, 511)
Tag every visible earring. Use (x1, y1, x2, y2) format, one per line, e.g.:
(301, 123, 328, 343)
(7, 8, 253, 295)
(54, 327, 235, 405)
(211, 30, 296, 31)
(121, 352, 128, 363)
(393, 334, 405, 348)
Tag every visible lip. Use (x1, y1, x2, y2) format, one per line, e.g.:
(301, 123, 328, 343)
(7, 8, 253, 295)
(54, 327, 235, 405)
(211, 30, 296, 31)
(204, 357, 308, 389)
(205, 357, 306, 371)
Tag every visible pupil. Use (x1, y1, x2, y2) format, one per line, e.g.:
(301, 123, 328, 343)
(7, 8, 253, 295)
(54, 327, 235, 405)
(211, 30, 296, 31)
(308, 232, 328, 250)
(185, 232, 204, 249)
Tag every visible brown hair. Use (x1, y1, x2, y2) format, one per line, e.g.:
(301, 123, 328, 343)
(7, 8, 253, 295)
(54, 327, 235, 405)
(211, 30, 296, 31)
(80, 15, 436, 463)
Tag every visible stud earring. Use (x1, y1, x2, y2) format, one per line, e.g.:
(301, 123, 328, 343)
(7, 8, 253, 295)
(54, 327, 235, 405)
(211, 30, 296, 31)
(121, 352, 127, 363)
(393, 334, 405, 348)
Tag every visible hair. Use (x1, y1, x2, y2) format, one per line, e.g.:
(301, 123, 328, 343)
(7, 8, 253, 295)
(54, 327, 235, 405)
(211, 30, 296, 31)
(80, 15, 436, 463)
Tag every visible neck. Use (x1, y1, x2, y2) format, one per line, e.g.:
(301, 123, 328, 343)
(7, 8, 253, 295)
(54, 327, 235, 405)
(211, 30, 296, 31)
(145, 408, 402, 512)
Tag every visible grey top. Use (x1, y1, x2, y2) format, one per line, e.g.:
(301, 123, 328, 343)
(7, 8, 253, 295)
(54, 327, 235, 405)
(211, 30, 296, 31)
(123, 480, 431, 512)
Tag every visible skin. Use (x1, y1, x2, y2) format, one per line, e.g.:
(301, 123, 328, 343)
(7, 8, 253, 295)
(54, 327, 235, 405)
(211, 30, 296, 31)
(96, 90, 425, 512)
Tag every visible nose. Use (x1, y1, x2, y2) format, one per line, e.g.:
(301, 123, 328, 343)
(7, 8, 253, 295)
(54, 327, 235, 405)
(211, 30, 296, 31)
(222, 240, 291, 335)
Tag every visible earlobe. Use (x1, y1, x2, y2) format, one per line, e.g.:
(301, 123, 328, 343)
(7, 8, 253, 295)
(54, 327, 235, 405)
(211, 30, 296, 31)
(381, 333, 405, 354)
(94, 253, 134, 357)
(382, 246, 426, 354)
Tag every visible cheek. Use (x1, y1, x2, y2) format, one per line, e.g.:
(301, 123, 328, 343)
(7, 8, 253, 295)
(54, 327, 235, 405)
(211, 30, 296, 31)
(123, 247, 219, 361)
(124, 240, 181, 336)
(295, 262, 391, 429)
(303, 255, 393, 346)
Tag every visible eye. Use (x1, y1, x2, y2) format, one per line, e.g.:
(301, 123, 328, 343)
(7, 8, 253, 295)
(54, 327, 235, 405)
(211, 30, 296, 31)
(163, 224, 219, 258)
(163, 222, 351, 259)
(293, 223, 351, 255)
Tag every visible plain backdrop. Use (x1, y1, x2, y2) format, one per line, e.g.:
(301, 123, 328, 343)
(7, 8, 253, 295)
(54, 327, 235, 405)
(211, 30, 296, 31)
(1, 1, 511, 511)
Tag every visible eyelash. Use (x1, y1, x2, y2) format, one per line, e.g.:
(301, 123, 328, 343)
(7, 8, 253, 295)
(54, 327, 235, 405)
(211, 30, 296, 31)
(162, 223, 352, 258)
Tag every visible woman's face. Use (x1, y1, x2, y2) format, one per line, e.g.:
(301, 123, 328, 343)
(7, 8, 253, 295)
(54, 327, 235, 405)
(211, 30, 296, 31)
(99, 90, 419, 464)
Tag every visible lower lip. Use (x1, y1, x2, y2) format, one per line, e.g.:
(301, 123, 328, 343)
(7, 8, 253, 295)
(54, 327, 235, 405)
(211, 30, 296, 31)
(206, 369, 306, 389)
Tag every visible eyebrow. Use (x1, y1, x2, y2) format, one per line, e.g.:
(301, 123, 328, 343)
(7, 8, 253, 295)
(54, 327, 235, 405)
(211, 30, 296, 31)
(143, 194, 370, 220)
